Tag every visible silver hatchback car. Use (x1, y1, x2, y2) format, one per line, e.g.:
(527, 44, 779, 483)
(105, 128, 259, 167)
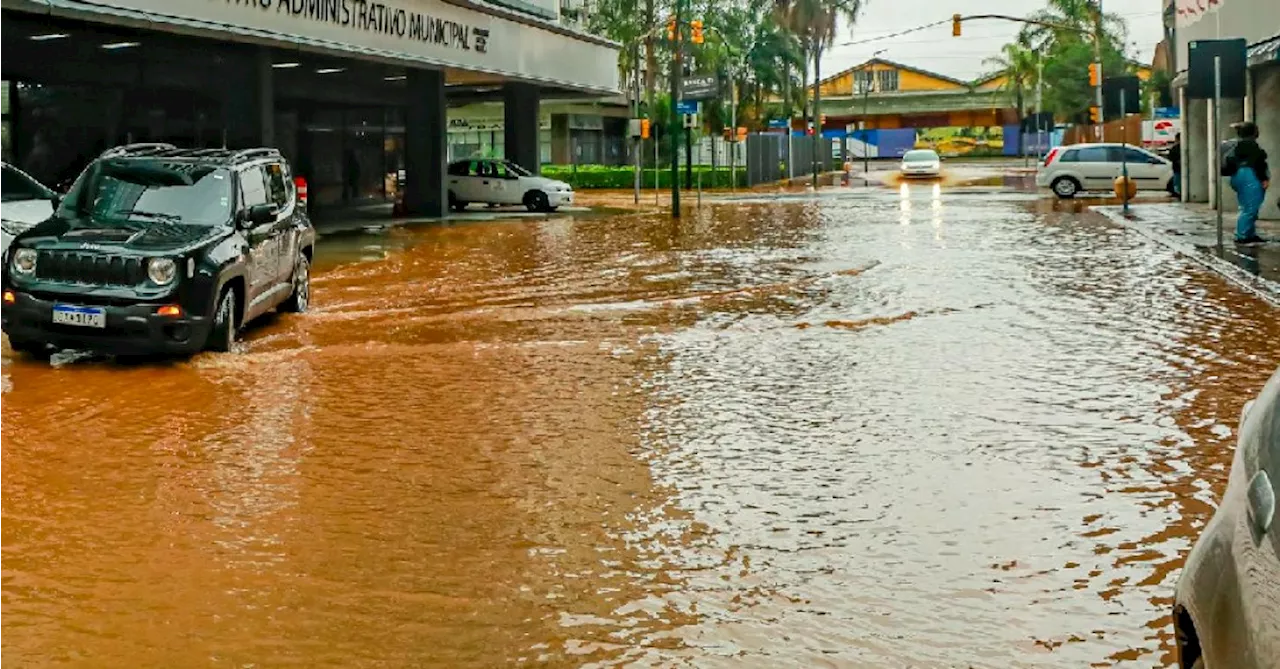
(1173, 366, 1280, 668)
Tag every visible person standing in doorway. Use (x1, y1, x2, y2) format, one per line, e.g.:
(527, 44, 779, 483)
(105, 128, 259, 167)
(1167, 133, 1181, 198)
(1222, 121, 1270, 245)
(343, 149, 361, 203)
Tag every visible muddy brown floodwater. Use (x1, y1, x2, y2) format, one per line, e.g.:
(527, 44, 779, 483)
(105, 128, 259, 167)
(4, 183, 1280, 668)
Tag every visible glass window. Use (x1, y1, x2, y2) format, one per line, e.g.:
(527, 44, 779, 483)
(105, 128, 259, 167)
(903, 150, 939, 163)
(2, 165, 51, 202)
(1057, 149, 1078, 163)
(264, 162, 290, 208)
(64, 160, 234, 227)
(1075, 147, 1110, 162)
(239, 167, 268, 208)
(1125, 147, 1159, 163)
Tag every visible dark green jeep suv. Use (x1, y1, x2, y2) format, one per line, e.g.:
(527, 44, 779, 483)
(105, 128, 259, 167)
(2, 144, 314, 356)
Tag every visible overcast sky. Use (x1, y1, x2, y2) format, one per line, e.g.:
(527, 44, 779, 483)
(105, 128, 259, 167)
(823, 0, 1166, 82)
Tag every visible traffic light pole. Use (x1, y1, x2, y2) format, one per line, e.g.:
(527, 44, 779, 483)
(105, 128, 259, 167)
(1094, 0, 1104, 140)
(669, 0, 683, 218)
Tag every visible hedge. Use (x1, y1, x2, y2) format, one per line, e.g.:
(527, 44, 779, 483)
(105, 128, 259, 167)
(541, 164, 748, 189)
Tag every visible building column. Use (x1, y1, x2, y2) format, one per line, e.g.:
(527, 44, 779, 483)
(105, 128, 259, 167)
(1254, 64, 1280, 220)
(404, 69, 447, 218)
(503, 82, 541, 174)
(1185, 94, 1209, 203)
(1211, 97, 1245, 211)
(223, 46, 274, 148)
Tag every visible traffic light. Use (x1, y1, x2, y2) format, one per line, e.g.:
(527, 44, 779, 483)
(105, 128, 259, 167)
(690, 19, 704, 44)
(667, 18, 676, 41)
(1088, 62, 1100, 87)
(1089, 106, 1100, 123)
(641, 118, 651, 139)
(952, 14, 961, 37)
(820, 114, 827, 125)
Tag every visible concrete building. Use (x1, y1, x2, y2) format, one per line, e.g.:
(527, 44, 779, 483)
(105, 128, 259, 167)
(0, 0, 619, 216)
(1168, 0, 1280, 219)
(445, 97, 630, 166)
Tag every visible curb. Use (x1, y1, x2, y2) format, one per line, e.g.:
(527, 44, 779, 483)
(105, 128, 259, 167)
(1091, 205, 1280, 308)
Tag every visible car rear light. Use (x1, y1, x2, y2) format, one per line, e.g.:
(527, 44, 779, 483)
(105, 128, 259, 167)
(294, 176, 308, 208)
(1043, 148, 1062, 166)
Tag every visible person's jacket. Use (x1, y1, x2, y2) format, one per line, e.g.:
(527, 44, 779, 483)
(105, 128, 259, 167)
(1169, 142, 1181, 172)
(1235, 138, 1270, 181)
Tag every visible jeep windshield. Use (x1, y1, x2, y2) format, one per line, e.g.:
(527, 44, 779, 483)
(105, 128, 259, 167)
(62, 159, 234, 227)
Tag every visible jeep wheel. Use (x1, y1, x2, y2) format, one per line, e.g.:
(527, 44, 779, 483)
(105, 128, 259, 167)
(1051, 176, 1081, 199)
(525, 190, 550, 212)
(206, 289, 237, 353)
(280, 252, 310, 314)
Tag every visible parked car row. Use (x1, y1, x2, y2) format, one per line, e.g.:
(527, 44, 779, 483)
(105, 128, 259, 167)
(2, 144, 314, 357)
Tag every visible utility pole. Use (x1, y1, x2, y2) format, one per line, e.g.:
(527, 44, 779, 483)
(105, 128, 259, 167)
(1036, 59, 1044, 155)
(1093, 0, 1104, 140)
(784, 62, 793, 180)
(669, 3, 683, 217)
(729, 77, 737, 192)
(633, 42, 641, 204)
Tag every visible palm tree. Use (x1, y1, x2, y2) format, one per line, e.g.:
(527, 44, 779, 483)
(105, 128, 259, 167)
(982, 40, 1040, 155)
(773, 0, 865, 187)
(1018, 0, 1126, 55)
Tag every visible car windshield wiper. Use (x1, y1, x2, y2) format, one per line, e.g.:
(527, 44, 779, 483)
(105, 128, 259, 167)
(116, 209, 183, 222)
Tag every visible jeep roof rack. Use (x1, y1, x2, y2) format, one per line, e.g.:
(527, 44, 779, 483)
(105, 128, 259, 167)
(229, 147, 282, 164)
(100, 143, 178, 159)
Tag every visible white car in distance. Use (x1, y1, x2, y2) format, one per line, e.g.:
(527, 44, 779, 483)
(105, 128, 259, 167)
(1036, 143, 1174, 198)
(900, 149, 942, 178)
(2, 163, 58, 259)
(447, 159, 573, 212)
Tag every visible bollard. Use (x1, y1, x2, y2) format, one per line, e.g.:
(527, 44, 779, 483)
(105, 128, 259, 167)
(1112, 176, 1137, 201)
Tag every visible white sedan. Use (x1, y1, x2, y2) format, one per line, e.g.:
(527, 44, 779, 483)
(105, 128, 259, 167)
(900, 149, 942, 178)
(447, 159, 573, 212)
(2, 162, 58, 258)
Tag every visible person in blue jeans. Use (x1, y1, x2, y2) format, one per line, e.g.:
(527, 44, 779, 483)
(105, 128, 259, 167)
(1223, 121, 1271, 244)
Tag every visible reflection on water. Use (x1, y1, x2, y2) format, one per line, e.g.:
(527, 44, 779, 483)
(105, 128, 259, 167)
(3, 189, 1278, 667)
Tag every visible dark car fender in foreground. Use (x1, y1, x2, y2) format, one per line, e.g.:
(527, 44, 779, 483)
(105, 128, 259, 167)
(1174, 372, 1280, 668)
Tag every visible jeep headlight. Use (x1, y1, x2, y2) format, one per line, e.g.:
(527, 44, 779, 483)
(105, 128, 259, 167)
(147, 258, 177, 285)
(11, 248, 37, 276)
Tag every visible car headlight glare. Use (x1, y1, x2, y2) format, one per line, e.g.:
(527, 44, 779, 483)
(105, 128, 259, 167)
(11, 248, 37, 275)
(148, 258, 177, 285)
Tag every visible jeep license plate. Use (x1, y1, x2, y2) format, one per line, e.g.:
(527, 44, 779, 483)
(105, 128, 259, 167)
(52, 304, 106, 329)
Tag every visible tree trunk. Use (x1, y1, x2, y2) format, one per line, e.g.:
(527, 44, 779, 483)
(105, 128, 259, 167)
(812, 43, 821, 188)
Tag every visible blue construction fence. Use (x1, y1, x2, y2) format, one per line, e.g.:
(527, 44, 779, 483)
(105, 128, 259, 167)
(797, 125, 1064, 159)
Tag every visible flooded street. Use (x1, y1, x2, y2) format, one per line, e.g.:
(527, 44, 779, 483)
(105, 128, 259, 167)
(4, 182, 1279, 667)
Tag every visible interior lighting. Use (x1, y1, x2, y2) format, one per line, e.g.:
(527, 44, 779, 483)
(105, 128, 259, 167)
(316, 67, 345, 74)
(29, 33, 70, 41)
(273, 62, 301, 69)
(101, 41, 141, 50)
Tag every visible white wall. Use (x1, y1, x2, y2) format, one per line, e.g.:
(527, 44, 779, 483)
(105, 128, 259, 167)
(1175, 0, 1278, 70)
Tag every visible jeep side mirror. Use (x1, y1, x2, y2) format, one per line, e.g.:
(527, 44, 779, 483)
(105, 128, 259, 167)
(246, 203, 276, 225)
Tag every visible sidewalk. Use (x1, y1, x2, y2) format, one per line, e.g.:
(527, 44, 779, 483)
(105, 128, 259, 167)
(1092, 201, 1280, 305)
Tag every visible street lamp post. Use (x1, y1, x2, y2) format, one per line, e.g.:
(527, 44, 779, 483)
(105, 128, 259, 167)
(856, 50, 886, 178)
(669, 0, 684, 218)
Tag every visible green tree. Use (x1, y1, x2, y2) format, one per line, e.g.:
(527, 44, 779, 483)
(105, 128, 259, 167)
(982, 39, 1040, 146)
(1007, 0, 1130, 122)
(773, 0, 865, 185)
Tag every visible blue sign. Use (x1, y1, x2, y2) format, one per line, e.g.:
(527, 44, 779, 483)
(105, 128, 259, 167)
(675, 100, 698, 115)
(1154, 106, 1181, 119)
(767, 118, 789, 128)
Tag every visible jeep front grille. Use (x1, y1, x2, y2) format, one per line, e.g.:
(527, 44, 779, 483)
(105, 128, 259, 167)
(35, 251, 146, 286)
